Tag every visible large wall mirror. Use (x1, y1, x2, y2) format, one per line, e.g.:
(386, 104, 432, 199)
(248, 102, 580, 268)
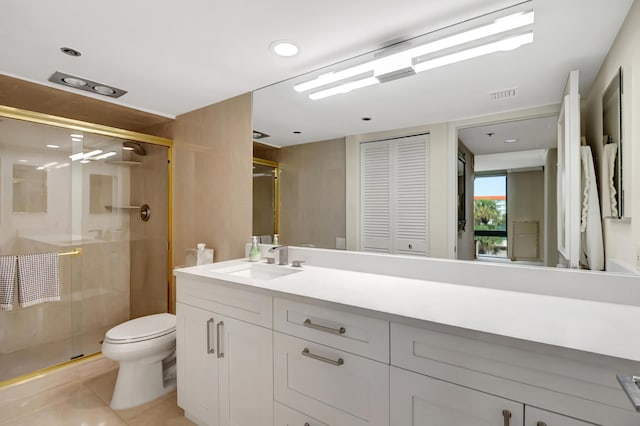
(250, 1, 635, 275)
(602, 67, 624, 218)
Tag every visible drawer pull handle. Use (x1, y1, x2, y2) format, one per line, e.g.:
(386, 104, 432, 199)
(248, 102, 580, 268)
(301, 347, 344, 366)
(206, 318, 215, 354)
(217, 321, 224, 358)
(537, 423, 547, 426)
(502, 409, 511, 426)
(303, 318, 345, 335)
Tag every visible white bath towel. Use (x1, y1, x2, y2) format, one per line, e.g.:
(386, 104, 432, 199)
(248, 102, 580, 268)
(580, 146, 604, 270)
(17, 253, 60, 308)
(0, 256, 17, 311)
(601, 141, 619, 218)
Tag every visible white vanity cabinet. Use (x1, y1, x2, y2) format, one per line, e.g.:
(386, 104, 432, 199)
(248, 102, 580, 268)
(391, 366, 524, 425)
(176, 277, 273, 426)
(525, 407, 594, 426)
(273, 298, 390, 426)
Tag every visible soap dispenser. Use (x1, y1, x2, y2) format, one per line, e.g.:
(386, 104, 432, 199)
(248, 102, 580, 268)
(249, 236, 261, 262)
(273, 234, 280, 245)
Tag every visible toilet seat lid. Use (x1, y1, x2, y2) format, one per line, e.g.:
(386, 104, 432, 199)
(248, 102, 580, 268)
(106, 313, 176, 342)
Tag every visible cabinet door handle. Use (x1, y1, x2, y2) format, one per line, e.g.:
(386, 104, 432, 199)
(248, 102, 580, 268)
(216, 321, 224, 358)
(301, 347, 344, 366)
(617, 374, 640, 412)
(502, 409, 511, 426)
(537, 422, 547, 426)
(206, 318, 215, 354)
(303, 318, 345, 335)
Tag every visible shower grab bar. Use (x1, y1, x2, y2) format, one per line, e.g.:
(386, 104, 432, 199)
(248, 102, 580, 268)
(59, 248, 83, 257)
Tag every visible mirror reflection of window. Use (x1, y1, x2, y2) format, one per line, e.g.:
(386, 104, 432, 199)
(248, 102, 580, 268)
(474, 175, 507, 258)
(13, 164, 47, 213)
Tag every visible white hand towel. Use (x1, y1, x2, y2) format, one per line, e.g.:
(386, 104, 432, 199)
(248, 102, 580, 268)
(580, 146, 604, 270)
(0, 255, 17, 311)
(17, 253, 60, 308)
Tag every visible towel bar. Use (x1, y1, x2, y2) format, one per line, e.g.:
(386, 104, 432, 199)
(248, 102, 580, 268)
(59, 248, 82, 257)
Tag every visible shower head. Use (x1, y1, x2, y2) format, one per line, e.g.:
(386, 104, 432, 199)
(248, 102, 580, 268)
(123, 142, 146, 156)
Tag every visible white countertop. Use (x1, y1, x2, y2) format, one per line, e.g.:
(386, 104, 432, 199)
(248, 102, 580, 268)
(175, 258, 640, 362)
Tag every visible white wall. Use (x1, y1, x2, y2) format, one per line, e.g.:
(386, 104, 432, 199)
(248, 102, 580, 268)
(507, 169, 545, 261)
(584, 0, 640, 270)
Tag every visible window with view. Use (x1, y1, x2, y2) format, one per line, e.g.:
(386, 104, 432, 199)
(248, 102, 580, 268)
(474, 175, 507, 258)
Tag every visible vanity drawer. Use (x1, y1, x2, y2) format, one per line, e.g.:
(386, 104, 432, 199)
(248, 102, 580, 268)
(176, 275, 272, 328)
(274, 297, 389, 362)
(274, 332, 389, 426)
(274, 402, 329, 426)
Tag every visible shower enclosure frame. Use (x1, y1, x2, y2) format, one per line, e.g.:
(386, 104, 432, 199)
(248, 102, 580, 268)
(0, 104, 174, 388)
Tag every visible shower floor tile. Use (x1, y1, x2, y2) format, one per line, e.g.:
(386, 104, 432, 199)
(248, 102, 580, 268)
(0, 326, 109, 382)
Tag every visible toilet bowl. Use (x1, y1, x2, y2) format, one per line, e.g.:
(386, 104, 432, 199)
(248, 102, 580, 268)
(102, 313, 177, 410)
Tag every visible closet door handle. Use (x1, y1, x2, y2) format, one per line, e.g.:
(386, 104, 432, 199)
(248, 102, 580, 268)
(216, 321, 224, 358)
(206, 318, 215, 354)
(303, 318, 345, 335)
(301, 347, 344, 366)
(502, 409, 511, 426)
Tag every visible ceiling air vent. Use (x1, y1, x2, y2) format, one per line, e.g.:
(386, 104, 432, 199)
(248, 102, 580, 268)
(489, 87, 517, 101)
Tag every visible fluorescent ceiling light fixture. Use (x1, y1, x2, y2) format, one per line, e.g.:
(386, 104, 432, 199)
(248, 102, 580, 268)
(71, 137, 82, 142)
(413, 32, 533, 73)
(79, 160, 91, 164)
(55, 163, 70, 168)
(46, 144, 60, 149)
(309, 77, 380, 100)
(271, 41, 299, 57)
(18, 159, 28, 163)
(95, 151, 117, 160)
(70, 134, 83, 138)
(295, 7, 534, 99)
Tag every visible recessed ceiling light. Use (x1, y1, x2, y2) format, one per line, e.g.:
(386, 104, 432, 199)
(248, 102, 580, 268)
(70, 134, 83, 138)
(271, 41, 299, 57)
(46, 144, 60, 149)
(93, 85, 117, 95)
(62, 77, 87, 87)
(504, 138, 519, 143)
(18, 159, 28, 163)
(60, 47, 81, 57)
(71, 137, 82, 142)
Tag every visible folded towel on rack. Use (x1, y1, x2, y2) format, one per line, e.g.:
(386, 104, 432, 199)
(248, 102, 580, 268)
(0, 255, 17, 311)
(17, 253, 60, 308)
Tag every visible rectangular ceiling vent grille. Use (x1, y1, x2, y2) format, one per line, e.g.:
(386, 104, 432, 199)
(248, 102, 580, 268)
(489, 88, 517, 101)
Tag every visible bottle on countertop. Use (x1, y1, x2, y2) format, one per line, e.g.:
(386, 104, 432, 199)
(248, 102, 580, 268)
(273, 234, 280, 245)
(249, 236, 261, 262)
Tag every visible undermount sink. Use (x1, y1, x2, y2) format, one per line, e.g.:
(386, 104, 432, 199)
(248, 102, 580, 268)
(213, 263, 301, 281)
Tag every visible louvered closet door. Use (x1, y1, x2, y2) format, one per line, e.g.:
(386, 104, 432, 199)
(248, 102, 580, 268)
(394, 136, 428, 256)
(361, 141, 392, 252)
(360, 135, 429, 255)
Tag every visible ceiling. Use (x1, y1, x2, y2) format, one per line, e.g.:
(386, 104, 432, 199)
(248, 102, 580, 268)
(253, 0, 633, 147)
(458, 115, 558, 156)
(1, 0, 633, 141)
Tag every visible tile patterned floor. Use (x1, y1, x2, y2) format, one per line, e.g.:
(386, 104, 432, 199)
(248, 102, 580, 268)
(2, 369, 195, 426)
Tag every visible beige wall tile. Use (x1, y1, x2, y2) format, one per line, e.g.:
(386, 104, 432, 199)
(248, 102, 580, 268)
(173, 93, 253, 271)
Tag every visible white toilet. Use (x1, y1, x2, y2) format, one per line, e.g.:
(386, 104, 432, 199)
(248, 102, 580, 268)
(102, 313, 177, 410)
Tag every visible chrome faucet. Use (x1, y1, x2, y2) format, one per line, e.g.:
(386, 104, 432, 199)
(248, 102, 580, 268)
(268, 245, 288, 265)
